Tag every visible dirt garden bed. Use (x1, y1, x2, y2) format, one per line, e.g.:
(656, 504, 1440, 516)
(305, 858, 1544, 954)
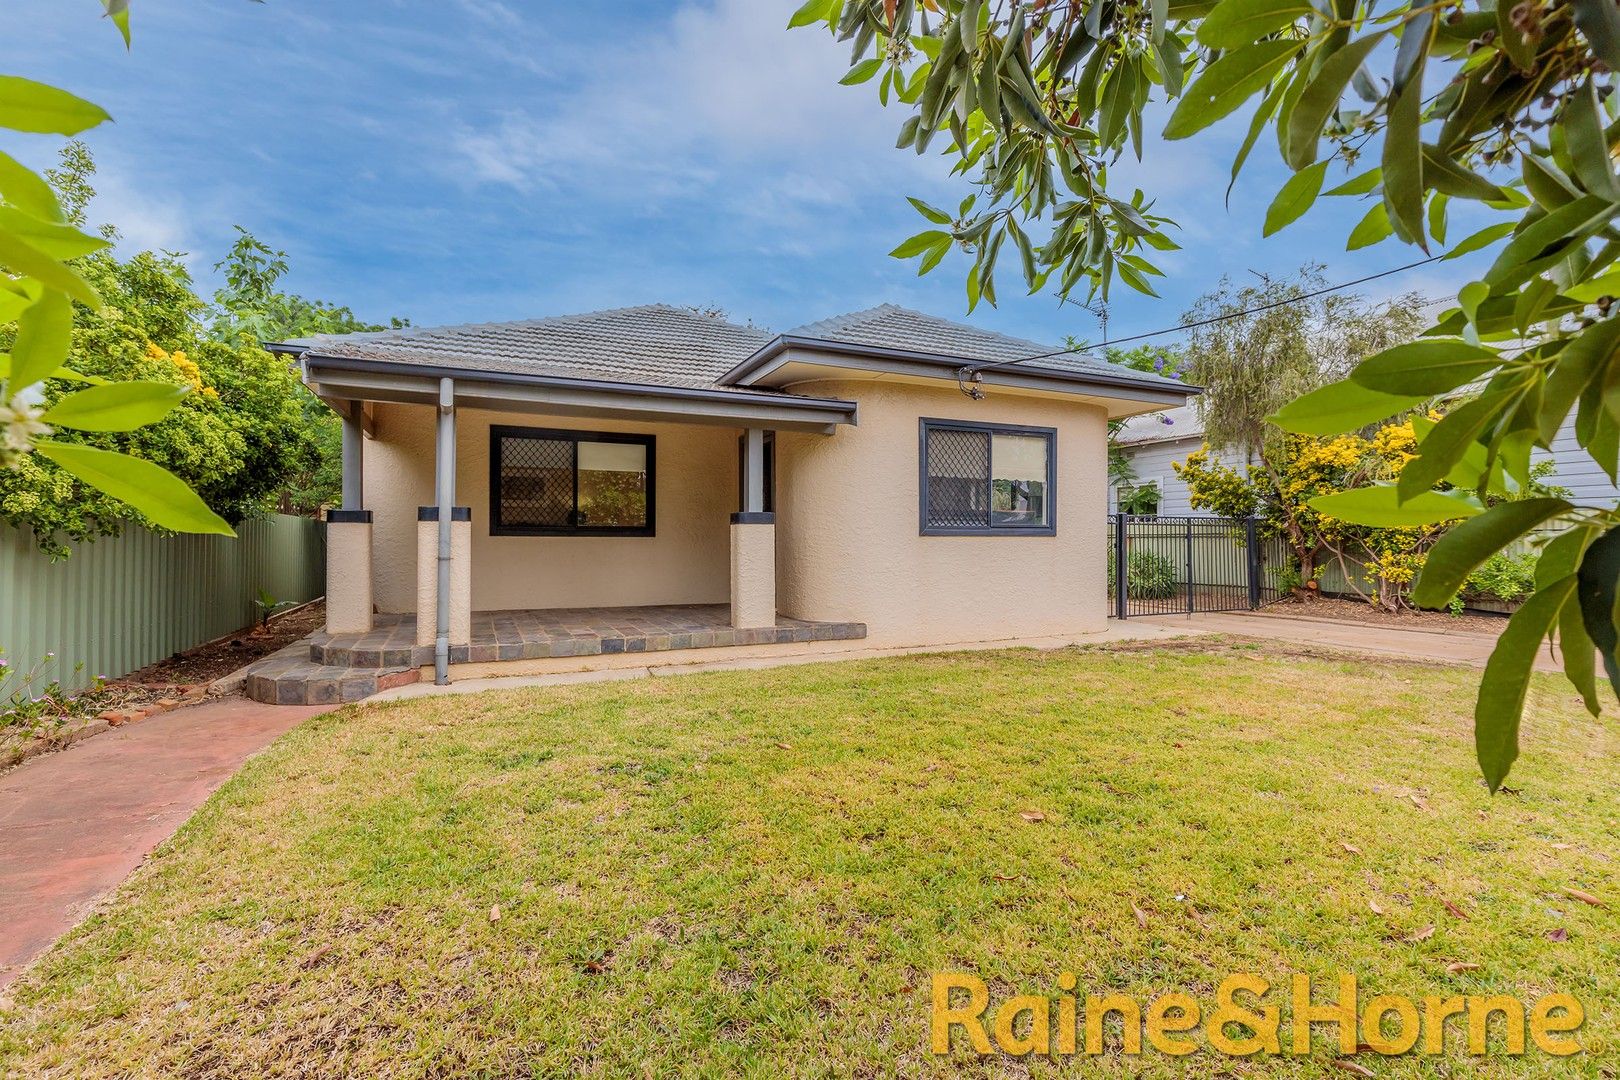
(1262, 594, 1507, 635)
(1, 601, 326, 770)
(124, 599, 326, 687)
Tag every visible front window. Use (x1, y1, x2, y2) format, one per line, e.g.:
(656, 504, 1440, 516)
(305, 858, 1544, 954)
(920, 419, 1055, 535)
(491, 425, 654, 536)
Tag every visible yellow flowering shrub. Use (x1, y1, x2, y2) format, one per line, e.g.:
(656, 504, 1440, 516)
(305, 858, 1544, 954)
(0, 250, 319, 559)
(1174, 417, 1460, 609)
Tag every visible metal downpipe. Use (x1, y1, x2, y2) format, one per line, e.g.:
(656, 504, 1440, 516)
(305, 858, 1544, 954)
(435, 378, 454, 685)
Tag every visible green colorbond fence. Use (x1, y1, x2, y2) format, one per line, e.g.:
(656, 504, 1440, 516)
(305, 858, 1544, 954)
(0, 515, 324, 691)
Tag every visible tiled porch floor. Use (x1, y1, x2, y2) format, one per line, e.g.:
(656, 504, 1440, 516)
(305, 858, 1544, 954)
(245, 605, 867, 705)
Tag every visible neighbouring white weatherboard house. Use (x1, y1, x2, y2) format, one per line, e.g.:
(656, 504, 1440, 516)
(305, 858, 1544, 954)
(1110, 403, 1617, 517)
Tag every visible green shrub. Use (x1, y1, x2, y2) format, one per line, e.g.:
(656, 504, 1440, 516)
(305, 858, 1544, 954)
(1125, 550, 1178, 600)
(1462, 552, 1538, 604)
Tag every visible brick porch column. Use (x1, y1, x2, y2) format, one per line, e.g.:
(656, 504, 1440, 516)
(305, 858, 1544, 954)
(730, 512, 776, 630)
(731, 427, 775, 630)
(325, 509, 373, 635)
(416, 507, 472, 648)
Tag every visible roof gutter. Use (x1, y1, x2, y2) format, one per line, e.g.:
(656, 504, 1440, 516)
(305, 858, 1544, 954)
(289, 350, 855, 413)
(721, 335, 1201, 397)
(288, 350, 859, 433)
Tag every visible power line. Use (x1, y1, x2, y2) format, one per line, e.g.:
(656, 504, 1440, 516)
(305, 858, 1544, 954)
(960, 254, 1446, 379)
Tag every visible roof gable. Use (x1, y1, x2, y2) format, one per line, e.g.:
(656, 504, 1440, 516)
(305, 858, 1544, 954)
(777, 303, 1187, 391)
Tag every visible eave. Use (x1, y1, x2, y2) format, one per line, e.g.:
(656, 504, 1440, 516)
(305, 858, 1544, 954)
(278, 349, 859, 434)
(721, 335, 1199, 417)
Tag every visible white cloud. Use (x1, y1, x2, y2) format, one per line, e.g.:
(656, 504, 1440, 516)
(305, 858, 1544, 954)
(448, 0, 928, 207)
(87, 157, 195, 260)
(454, 0, 522, 28)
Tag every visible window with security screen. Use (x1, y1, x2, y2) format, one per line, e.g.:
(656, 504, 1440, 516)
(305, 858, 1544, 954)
(491, 426, 654, 536)
(920, 419, 1055, 536)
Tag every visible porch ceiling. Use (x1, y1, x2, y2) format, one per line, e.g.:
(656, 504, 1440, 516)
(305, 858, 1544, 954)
(299, 355, 858, 434)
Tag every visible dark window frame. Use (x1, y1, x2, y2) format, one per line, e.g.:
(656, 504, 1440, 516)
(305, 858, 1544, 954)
(490, 424, 656, 537)
(918, 417, 1057, 537)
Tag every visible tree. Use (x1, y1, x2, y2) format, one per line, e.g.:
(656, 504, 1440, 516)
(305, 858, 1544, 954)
(1100, 342, 1185, 502)
(1173, 269, 1428, 578)
(209, 228, 408, 512)
(0, 153, 324, 558)
(1182, 268, 1427, 456)
(1104, 342, 1187, 380)
(795, 0, 1620, 790)
(1178, 418, 1455, 606)
(0, 1, 229, 538)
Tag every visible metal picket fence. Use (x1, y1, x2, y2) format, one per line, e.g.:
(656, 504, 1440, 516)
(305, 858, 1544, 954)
(1107, 514, 1287, 618)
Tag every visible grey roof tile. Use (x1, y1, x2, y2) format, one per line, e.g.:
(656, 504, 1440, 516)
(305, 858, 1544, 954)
(284, 300, 1190, 396)
(286, 304, 773, 390)
(784, 303, 1187, 391)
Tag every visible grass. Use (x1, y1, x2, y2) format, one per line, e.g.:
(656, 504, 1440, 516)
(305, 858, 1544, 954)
(1, 639, 1616, 1077)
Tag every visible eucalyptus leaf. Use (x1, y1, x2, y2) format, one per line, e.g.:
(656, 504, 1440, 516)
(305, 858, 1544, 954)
(1267, 379, 1425, 435)
(0, 151, 63, 221)
(1346, 202, 1393, 249)
(1308, 485, 1481, 527)
(1163, 39, 1299, 140)
(1197, 0, 1312, 48)
(40, 381, 189, 432)
(1412, 498, 1572, 608)
(1284, 34, 1385, 170)
(35, 442, 235, 536)
(1349, 339, 1499, 395)
(0, 76, 111, 135)
(1263, 160, 1328, 236)
(9, 290, 72, 391)
(1476, 577, 1574, 792)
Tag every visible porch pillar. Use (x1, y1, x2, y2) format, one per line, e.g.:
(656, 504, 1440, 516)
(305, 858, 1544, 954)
(416, 507, 471, 650)
(731, 427, 776, 630)
(325, 403, 372, 635)
(341, 404, 364, 510)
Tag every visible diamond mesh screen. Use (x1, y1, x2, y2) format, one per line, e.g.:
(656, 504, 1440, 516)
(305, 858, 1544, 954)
(925, 427, 989, 528)
(498, 435, 573, 528)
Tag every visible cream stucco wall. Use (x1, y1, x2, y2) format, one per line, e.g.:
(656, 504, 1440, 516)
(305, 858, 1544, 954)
(363, 404, 735, 613)
(773, 379, 1109, 648)
(360, 383, 1109, 645)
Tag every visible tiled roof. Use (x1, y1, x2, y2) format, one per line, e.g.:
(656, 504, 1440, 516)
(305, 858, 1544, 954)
(1113, 403, 1204, 445)
(285, 304, 773, 390)
(284, 301, 1190, 396)
(782, 303, 1188, 391)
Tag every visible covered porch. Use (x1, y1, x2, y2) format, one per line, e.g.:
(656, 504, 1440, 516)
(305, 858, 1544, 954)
(263, 333, 862, 699)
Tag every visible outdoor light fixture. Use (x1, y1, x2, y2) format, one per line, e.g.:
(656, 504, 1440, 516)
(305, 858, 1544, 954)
(956, 366, 985, 400)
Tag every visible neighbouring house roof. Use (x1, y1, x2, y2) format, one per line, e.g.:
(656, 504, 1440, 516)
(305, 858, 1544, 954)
(1113, 403, 1205, 447)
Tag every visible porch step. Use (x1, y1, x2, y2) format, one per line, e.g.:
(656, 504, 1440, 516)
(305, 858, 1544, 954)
(307, 608, 868, 669)
(243, 642, 419, 706)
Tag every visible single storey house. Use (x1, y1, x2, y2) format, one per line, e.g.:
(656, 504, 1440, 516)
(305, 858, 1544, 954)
(257, 303, 1195, 702)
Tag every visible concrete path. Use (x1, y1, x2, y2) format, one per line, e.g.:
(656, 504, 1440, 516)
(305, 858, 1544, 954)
(0, 697, 329, 991)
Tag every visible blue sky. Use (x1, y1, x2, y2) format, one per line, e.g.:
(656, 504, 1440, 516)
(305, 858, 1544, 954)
(3, 0, 1497, 348)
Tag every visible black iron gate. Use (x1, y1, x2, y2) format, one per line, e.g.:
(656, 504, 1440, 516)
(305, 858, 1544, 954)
(1108, 514, 1283, 618)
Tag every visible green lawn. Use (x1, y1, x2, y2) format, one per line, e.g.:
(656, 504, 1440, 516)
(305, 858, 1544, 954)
(1, 639, 1616, 1077)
